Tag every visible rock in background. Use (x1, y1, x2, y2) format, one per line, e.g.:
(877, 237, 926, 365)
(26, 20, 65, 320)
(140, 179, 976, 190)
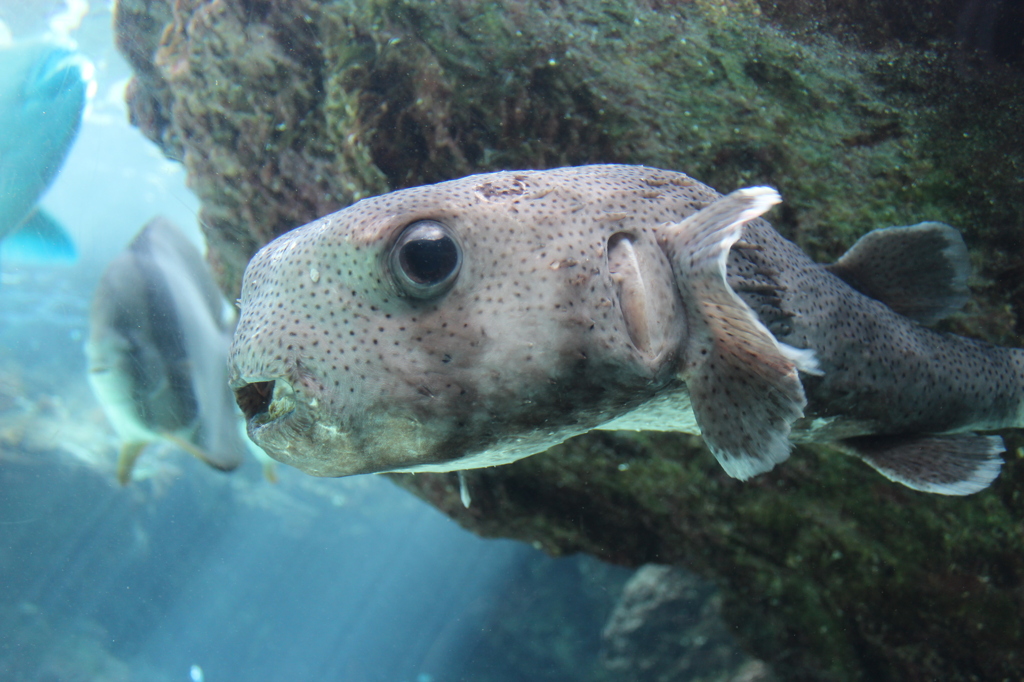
(601, 564, 773, 682)
(115, 1, 1024, 680)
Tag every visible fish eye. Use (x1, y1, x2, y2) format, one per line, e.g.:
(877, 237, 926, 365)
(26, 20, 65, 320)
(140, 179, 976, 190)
(389, 220, 462, 299)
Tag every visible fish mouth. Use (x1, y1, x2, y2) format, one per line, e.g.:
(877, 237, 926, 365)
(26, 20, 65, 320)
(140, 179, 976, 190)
(234, 379, 299, 432)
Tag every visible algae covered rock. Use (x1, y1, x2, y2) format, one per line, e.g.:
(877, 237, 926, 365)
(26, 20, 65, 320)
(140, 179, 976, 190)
(116, 0, 1024, 317)
(390, 430, 1024, 681)
(114, 0, 1024, 680)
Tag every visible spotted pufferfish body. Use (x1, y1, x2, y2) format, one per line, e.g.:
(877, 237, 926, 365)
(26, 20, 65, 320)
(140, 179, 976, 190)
(230, 165, 1022, 495)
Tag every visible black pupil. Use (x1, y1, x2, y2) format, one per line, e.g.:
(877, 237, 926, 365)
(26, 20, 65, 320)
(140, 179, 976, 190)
(399, 234, 458, 284)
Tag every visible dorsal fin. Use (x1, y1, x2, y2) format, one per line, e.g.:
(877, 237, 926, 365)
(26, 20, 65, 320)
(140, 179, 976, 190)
(825, 222, 970, 325)
(661, 187, 812, 480)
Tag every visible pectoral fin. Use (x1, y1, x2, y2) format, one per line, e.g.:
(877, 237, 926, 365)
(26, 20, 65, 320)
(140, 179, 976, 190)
(825, 222, 970, 325)
(661, 187, 812, 480)
(839, 433, 1004, 495)
(608, 233, 653, 354)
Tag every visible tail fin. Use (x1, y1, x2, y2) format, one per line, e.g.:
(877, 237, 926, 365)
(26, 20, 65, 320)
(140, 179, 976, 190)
(3, 209, 77, 264)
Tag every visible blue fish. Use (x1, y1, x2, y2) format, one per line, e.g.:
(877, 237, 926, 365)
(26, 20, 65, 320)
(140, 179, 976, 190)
(0, 36, 89, 262)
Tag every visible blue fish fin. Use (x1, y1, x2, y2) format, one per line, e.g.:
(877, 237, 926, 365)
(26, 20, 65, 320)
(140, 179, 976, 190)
(825, 222, 970, 325)
(3, 209, 78, 263)
(840, 433, 1004, 495)
(662, 187, 809, 481)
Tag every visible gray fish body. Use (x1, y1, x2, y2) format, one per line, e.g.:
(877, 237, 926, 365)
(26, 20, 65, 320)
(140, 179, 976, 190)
(229, 165, 1019, 494)
(88, 218, 245, 482)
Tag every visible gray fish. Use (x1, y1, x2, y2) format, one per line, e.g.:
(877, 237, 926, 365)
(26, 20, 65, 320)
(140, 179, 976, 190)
(0, 33, 89, 258)
(87, 217, 246, 484)
(228, 165, 1016, 495)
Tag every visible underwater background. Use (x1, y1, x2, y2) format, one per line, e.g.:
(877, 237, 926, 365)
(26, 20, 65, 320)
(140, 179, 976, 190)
(0, 3, 639, 681)
(1, 1, 1023, 681)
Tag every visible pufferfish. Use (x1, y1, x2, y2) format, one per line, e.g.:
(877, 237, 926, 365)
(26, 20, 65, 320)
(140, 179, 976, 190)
(229, 165, 1019, 496)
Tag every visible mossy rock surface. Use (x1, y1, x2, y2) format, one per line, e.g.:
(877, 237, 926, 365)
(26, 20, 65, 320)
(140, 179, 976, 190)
(114, 1, 1024, 679)
(391, 432, 1024, 681)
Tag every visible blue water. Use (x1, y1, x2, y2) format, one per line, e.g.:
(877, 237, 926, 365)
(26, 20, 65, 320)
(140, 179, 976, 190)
(0, 4, 627, 681)
(0, 194, 620, 682)
(0, 443, 562, 681)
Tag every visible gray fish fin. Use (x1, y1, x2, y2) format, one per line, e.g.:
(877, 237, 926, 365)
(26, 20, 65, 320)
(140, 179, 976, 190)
(162, 432, 242, 473)
(262, 461, 279, 484)
(840, 433, 1004, 495)
(663, 187, 808, 480)
(116, 441, 149, 486)
(825, 222, 970, 325)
